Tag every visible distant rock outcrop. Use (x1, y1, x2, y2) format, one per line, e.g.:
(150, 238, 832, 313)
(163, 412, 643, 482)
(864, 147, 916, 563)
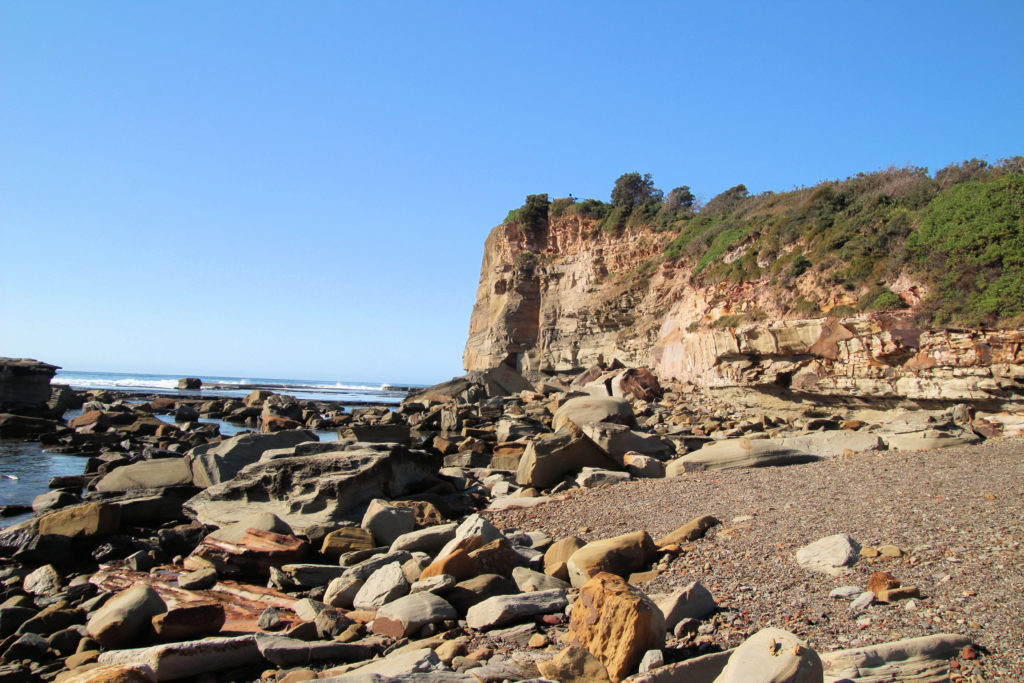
(0, 357, 60, 416)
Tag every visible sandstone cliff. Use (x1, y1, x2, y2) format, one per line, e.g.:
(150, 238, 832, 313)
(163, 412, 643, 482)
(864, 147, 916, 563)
(463, 215, 1024, 407)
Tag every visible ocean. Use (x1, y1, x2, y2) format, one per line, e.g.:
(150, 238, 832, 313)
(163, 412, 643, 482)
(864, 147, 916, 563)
(0, 370, 419, 527)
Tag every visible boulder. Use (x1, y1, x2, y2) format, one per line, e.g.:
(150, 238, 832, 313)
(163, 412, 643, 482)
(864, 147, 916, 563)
(95, 635, 261, 680)
(566, 572, 665, 682)
(657, 581, 717, 631)
(516, 426, 621, 489)
(339, 424, 411, 444)
(613, 368, 663, 402)
(576, 467, 631, 488)
(713, 627, 822, 683)
(372, 592, 457, 638)
(544, 535, 585, 581)
(0, 358, 59, 414)
(23, 564, 61, 595)
(466, 589, 569, 630)
(151, 603, 225, 641)
(38, 502, 121, 539)
(445, 574, 518, 614)
(624, 453, 666, 478)
(335, 646, 446, 678)
(256, 635, 372, 668)
(352, 562, 410, 610)
(566, 530, 657, 588)
(582, 422, 671, 460)
(468, 363, 534, 397)
(361, 499, 417, 547)
(206, 511, 294, 544)
(538, 645, 611, 682)
(94, 459, 194, 493)
(321, 527, 375, 560)
(434, 513, 505, 560)
(512, 566, 569, 592)
(184, 528, 308, 578)
(796, 534, 860, 576)
(553, 396, 636, 431)
(389, 522, 458, 555)
(183, 446, 441, 535)
(32, 490, 78, 513)
(667, 438, 820, 473)
(177, 378, 201, 390)
(820, 632, 971, 682)
(186, 429, 317, 487)
(655, 515, 721, 547)
(86, 585, 167, 649)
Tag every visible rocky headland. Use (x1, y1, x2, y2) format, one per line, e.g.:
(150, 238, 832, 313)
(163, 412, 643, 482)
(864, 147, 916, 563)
(0, 161, 1022, 682)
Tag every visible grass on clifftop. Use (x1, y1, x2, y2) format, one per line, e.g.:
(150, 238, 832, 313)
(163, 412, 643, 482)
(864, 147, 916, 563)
(502, 158, 1024, 328)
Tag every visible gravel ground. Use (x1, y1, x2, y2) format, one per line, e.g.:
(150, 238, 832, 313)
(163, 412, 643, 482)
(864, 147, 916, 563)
(486, 437, 1024, 681)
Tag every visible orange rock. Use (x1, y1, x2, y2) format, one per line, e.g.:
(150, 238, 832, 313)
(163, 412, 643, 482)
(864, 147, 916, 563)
(468, 538, 519, 577)
(867, 571, 901, 599)
(567, 572, 665, 682)
(419, 549, 478, 581)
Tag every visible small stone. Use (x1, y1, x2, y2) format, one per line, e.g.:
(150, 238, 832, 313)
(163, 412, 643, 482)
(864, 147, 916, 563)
(528, 633, 549, 648)
(258, 607, 284, 631)
(860, 547, 880, 558)
(638, 648, 664, 673)
(879, 544, 904, 557)
(177, 568, 218, 590)
(23, 565, 61, 596)
(829, 586, 863, 599)
(850, 592, 875, 611)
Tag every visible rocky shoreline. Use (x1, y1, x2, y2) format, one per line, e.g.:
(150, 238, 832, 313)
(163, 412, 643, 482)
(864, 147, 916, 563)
(0, 356, 1022, 681)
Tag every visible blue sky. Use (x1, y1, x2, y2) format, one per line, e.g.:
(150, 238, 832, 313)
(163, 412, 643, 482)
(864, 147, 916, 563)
(2, 2, 1022, 384)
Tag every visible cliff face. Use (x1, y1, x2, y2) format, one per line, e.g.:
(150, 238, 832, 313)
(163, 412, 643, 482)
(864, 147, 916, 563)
(463, 216, 1024, 406)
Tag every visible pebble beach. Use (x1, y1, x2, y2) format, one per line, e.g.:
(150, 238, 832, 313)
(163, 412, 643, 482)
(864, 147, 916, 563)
(488, 438, 1024, 680)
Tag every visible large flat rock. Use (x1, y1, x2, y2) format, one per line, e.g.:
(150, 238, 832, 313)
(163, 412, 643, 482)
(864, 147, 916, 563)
(183, 446, 441, 535)
(187, 429, 317, 487)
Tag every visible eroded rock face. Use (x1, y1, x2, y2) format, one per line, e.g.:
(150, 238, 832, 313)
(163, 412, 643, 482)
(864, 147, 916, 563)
(566, 572, 665, 683)
(461, 216, 1024, 406)
(0, 358, 59, 415)
(182, 446, 441, 535)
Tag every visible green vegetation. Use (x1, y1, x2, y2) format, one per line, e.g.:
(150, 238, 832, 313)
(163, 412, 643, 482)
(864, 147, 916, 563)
(500, 157, 1024, 328)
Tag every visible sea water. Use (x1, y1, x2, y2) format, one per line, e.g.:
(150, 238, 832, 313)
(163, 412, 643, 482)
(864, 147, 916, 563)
(0, 370, 419, 527)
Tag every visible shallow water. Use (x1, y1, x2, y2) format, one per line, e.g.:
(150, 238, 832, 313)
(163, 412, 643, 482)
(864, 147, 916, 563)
(0, 413, 339, 529)
(0, 441, 90, 527)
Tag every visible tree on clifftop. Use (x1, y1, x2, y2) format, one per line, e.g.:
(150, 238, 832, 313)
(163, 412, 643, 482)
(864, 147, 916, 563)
(611, 172, 663, 211)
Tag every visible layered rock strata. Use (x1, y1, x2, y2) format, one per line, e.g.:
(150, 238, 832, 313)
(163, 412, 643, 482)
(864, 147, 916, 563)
(463, 218, 1024, 406)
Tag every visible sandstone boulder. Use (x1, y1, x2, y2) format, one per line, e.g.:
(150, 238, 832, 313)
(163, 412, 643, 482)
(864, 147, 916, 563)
(96, 635, 261, 680)
(186, 429, 317, 487)
(553, 396, 636, 431)
(38, 502, 121, 539)
(667, 438, 820, 473)
(372, 592, 457, 638)
(796, 534, 860, 576)
(657, 581, 717, 630)
(567, 572, 665, 682)
(713, 627, 822, 683)
(361, 499, 416, 547)
(516, 426, 620, 489)
(183, 446, 441, 535)
(655, 515, 721, 547)
(538, 645, 611, 682)
(566, 530, 657, 588)
(94, 459, 194, 493)
(87, 585, 167, 649)
(583, 422, 671, 460)
(820, 632, 971, 682)
(465, 589, 568, 630)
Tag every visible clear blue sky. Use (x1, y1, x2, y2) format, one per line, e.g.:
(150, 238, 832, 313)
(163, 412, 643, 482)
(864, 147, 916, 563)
(2, 2, 1022, 384)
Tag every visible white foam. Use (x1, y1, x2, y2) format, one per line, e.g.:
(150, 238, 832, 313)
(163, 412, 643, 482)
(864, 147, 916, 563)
(57, 377, 181, 390)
